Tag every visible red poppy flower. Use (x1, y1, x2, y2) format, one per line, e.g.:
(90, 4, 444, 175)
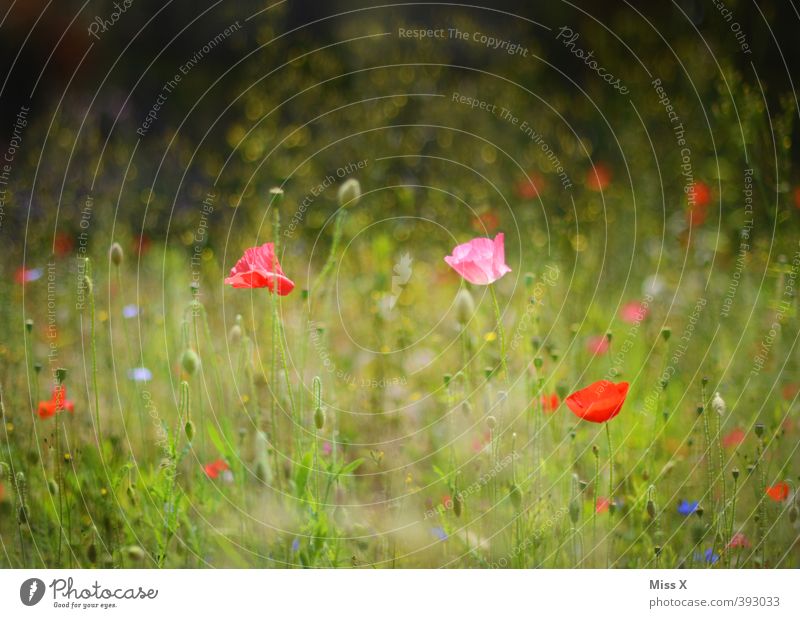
(687, 182, 711, 208)
(595, 496, 610, 513)
(722, 427, 745, 448)
(134, 234, 152, 256)
(565, 380, 629, 423)
(515, 173, 545, 200)
(37, 385, 75, 419)
(204, 459, 230, 479)
(540, 393, 560, 413)
(471, 211, 500, 233)
(586, 163, 611, 192)
(0, 482, 4, 502)
(224, 242, 295, 294)
(782, 383, 799, 400)
(765, 482, 790, 502)
(54, 233, 74, 256)
(586, 335, 610, 356)
(686, 203, 709, 227)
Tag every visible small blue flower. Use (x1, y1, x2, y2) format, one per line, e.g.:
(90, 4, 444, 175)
(291, 538, 300, 552)
(694, 548, 719, 564)
(123, 304, 139, 319)
(431, 526, 448, 541)
(677, 499, 699, 516)
(128, 367, 153, 382)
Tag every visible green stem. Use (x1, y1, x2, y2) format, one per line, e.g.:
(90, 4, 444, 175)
(488, 284, 508, 384)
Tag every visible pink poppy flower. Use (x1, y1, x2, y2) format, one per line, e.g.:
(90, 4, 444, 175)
(224, 242, 295, 294)
(727, 532, 751, 549)
(722, 427, 745, 448)
(444, 233, 511, 285)
(620, 301, 648, 324)
(587, 335, 609, 356)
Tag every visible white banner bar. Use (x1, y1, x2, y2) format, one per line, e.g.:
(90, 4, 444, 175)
(0, 569, 797, 617)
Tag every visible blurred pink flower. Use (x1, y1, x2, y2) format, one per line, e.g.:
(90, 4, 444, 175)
(727, 532, 751, 549)
(587, 335, 610, 355)
(586, 162, 611, 192)
(444, 233, 511, 285)
(225, 242, 295, 294)
(722, 427, 745, 448)
(620, 301, 648, 324)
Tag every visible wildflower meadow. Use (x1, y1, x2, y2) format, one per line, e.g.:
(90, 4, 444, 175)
(0, 1, 799, 575)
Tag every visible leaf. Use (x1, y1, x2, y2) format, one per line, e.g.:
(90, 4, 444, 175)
(338, 457, 365, 477)
(206, 422, 227, 457)
(294, 451, 314, 499)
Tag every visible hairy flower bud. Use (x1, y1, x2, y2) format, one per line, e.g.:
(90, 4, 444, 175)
(110, 242, 124, 266)
(711, 392, 726, 416)
(314, 406, 326, 430)
(454, 288, 475, 325)
(181, 349, 201, 375)
(337, 178, 361, 208)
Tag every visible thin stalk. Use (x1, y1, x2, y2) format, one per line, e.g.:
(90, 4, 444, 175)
(488, 284, 508, 384)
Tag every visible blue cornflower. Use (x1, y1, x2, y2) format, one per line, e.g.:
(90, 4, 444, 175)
(431, 526, 448, 541)
(128, 367, 153, 382)
(677, 499, 699, 516)
(123, 304, 139, 319)
(291, 538, 300, 552)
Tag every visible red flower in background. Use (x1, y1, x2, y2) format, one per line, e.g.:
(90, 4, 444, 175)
(134, 234, 152, 256)
(540, 393, 560, 413)
(781, 383, 799, 400)
(37, 385, 75, 419)
(204, 459, 230, 479)
(722, 427, 745, 448)
(54, 233, 74, 256)
(765, 482, 790, 502)
(595, 496, 611, 513)
(586, 163, 611, 192)
(471, 211, 500, 233)
(515, 173, 545, 200)
(793, 187, 800, 209)
(586, 335, 610, 356)
(225, 242, 295, 294)
(687, 182, 711, 208)
(565, 380, 629, 423)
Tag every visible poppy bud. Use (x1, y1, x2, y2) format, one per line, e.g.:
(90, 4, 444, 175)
(534, 356, 543, 369)
(646, 499, 656, 519)
(184, 420, 195, 442)
(181, 349, 201, 375)
(337, 178, 361, 208)
(55, 367, 67, 384)
(789, 505, 798, 523)
(443, 373, 452, 387)
(592, 445, 599, 457)
(732, 468, 740, 480)
(660, 327, 671, 341)
(711, 392, 726, 416)
(509, 483, 522, 510)
(454, 493, 463, 517)
(110, 242, 124, 266)
(654, 545, 662, 557)
(34, 362, 42, 373)
(702, 376, 709, 387)
(454, 288, 475, 325)
(314, 406, 326, 430)
(531, 336, 542, 350)
(695, 505, 704, 518)
(25, 318, 33, 332)
(608, 500, 616, 515)
(524, 272, 535, 288)
(486, 415, 497, 430)
(461, 400, 472, 416)
(556, 381, 569, 400)
(569, 497, 580, 523)
(125, 545, 145, 562)
(229, 324, 242, 344)
(754, 423, 765, 438)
